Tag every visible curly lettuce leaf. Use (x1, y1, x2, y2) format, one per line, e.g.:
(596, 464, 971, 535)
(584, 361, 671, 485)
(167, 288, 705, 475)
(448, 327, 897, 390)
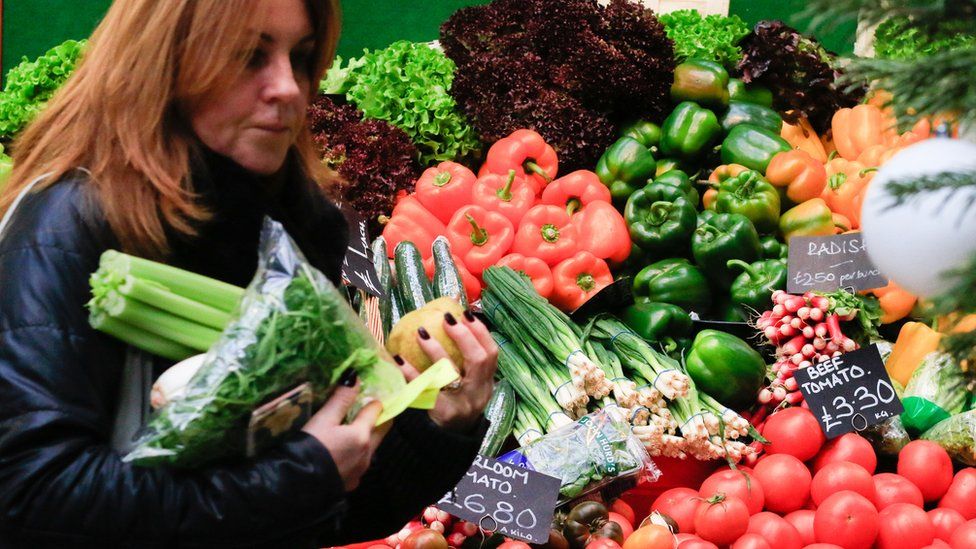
(660, 10, 750, 69)
(874, 16, 976, 60)
(319, 55, 366, 95)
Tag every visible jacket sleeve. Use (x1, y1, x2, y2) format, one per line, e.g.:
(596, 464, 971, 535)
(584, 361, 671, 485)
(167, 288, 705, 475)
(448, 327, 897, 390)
(0, 187, 349, 547)
(329, 411, 488, 545)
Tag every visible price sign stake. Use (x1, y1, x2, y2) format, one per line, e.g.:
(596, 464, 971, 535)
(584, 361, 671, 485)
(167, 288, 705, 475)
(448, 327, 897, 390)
(794, 344, 904, 439)
(438, 455, 561, 544)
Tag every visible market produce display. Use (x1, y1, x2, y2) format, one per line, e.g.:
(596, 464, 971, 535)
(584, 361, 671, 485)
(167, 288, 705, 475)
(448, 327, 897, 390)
(0, 39, 86, 141)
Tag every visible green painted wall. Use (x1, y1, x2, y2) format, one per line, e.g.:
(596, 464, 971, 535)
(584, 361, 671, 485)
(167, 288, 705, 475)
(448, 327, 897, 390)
(2, 0, 855, 76)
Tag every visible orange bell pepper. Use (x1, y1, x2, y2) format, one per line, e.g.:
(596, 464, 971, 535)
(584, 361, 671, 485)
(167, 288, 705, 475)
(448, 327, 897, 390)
(780, 117, 828, 163)
(705, 164, 749, 211)
(766, 149, 827, 203)
(822, 157, 872, 228)
(862, 281, 917, 324)
(886, 322, 943, 387)
(855, 144, 897, 169)
(832, 104, 892, 161)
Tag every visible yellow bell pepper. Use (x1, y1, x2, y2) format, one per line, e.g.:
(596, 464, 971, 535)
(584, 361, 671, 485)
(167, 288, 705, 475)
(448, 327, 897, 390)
(886, 322, 943, 387)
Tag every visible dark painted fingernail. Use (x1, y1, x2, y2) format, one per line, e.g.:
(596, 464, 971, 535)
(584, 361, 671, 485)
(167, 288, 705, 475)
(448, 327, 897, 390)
(418, 327, 431, 340)
(393, 354, 405, 365)
(464, 310, 476, 323)
(445, 312, 458, 326)
(339, 369, 358, 387)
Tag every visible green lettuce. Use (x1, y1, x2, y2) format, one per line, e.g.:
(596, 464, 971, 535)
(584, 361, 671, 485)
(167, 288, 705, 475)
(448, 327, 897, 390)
(659, 10, 750, 70)
(333, 41, 481, 166)
(874, 16, 976, 61)
(0, 39, 87, 141)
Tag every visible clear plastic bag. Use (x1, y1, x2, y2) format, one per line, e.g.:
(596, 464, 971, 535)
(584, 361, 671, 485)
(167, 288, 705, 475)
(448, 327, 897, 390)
(497, 408, 660, 502)
(125, 218, 404, 467)
(862, 416, 911, 456)
(922, 410, 976, 466)
(902, 351, 967, 434)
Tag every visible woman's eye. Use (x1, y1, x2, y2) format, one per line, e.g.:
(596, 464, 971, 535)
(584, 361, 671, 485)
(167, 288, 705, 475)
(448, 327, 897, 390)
(291, 51, 314, 72)
(246, 49, 269, 69)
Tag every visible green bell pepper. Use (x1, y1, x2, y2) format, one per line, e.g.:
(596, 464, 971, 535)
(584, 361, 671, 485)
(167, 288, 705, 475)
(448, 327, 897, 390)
(721, 123, 792, 174)
(686, 330, 767, 409)
(714, 169, 781, 234)
(620, 120, 662, 152)
(697, 209, 719, 227)
(660, 102, 722, 160)
(596, 137, 657, 209)
(760, 235, 788, 260)
(720, 102, 783, 134)
(652, 170, 699, 208)
(633, 258, 711, 313)
(655, 158, 682, 178)
(624, 184, 697, 256)
(728, 258, 787, 314)
(727, 78, 774, 108)
(692, 212, 762, 290)
(620, 302, 692, 342)
(671, 59, 730, 108)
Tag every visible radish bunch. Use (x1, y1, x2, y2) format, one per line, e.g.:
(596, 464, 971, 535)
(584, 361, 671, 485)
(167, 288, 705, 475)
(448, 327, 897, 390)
(381, 506, 481, 548)
(755, 290, 859, 408)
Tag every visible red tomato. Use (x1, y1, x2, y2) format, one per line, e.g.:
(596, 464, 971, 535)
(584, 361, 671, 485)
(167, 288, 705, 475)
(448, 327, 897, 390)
(811, 461, 875, 506)
(497, 542, 531, 549)
(763, 407, 826, 461)
(754, 454, 812, 514)
(674, 533, 697, 544)
(930, 508, 966, 543)
(812, 433, 877, 474)
(940, 468, 976, 520)
(699, 469, 765, 515)
(785, 510, 816, 546)
(607, 512, 634, 541)
(610, 499, 636, 527)
(877, 503, 935, 549)
(694, 495, 751, 546)
(803, 545, 845, 549)
(814, 491, 879, 549)
(679, 540, 719, 549)
(622, 525, 675, 549)
(367, 545, 391, 549)
(951, 520, 976, 549)
(898, 440, 954, 503)
(652, 487, 700, 534)
(747, 512, 803, 549)
(586, 539, 621, 549)
(874, 473, 925, 509)
(732, 533, 772, 549)
(923, 540, 951, 549)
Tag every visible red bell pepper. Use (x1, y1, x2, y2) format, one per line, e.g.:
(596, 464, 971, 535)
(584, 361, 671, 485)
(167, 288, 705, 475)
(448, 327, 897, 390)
(445, 205, 515, 276)
(496, 253, 555, 299)
(540, 170, 612, 215)
(573, 200, 631, 264)
(482, 129, 559, 196)
(512, 204, 579, 266)
(471, 169, 536, 227)
(380, 195, 446, 259)
(549, 251, 613, 312)
(423, 253, 483, 303)
(415, 161, 477, 225)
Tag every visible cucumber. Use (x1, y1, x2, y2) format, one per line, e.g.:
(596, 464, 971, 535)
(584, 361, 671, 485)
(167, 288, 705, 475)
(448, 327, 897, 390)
(431, 236, 468, 309)
(394, 241, 434, 313)
(479, 379, 517, 457)
(371, 237, 400, 336)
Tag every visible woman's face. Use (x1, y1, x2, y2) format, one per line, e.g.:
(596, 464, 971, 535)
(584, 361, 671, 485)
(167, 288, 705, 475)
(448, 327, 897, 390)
(190, 0, 316, 175)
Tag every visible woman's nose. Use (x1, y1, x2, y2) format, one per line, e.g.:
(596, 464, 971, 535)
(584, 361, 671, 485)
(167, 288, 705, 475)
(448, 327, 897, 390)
(262, 55, 303, 104)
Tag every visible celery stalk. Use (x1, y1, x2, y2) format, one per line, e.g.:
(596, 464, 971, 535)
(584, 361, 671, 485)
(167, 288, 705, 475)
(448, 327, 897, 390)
(101, 294, 221, 351)
(117, 276, 233, 330)
(89, 313, 196, 361)
(100, 251, 244, 313)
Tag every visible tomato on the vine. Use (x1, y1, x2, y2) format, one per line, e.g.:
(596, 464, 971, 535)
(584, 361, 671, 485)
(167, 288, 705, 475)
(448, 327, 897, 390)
(694, 495, 750, 547)
(877, 503, 935, 549)
(754, 454, 811, 514)
(929, 508, 966, 543)
(699, 469, 765, 515)
(898, 440, 953, 503)
(940, 468, 976, 520)
(651, 487, 699, 534)
(811, 461, 876, 506)
(874, 473, 924, 509)
(812, 433, 877, 474)
(813, 491, 879, 549)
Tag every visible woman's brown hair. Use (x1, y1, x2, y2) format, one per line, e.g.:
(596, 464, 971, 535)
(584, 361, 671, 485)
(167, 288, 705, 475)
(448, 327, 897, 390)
(0, 0, 341, 258)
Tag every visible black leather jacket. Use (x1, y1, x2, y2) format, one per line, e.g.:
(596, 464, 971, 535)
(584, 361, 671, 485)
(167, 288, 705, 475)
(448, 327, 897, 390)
(0, 152, 483, 548)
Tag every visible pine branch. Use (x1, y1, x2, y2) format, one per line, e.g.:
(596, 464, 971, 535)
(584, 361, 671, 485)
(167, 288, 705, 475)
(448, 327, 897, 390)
(885, 171, 976, 212)
(802, 0, 976, 34)
(941, 329, 976, 367)
(928, 253, 976, 319)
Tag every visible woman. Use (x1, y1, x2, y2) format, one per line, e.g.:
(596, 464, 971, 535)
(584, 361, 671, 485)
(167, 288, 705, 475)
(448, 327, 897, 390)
(0, 0, 497, 547)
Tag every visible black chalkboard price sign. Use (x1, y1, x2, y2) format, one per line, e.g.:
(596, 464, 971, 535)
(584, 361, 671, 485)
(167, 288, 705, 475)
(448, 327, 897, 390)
(437, 455, 561, 543)
(337, 203, 385, 298)
(787, 233, 888, 294)
(794, 344, 904, 439)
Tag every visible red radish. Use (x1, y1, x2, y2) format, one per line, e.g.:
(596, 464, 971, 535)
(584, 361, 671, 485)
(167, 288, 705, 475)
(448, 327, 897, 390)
(929, 508, 966, 542)
(899, 440, 954, 503)
(429, 521, 445, 534)
(447, 532, 467, 547)
(811, 462, 876, 506)
(813, 433, 877, 474)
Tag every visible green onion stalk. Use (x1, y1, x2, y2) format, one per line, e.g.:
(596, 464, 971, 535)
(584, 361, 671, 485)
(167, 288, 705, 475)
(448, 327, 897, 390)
(584, 338, 640, 410)
(494, 334, 577, 430)
(514, 406, 545, 446)
(483, 267, 612, 398)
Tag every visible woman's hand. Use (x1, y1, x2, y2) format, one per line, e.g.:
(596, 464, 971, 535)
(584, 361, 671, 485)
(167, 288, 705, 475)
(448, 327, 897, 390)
(301, 372, 391, 492)
(396, 310, 498, 433)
